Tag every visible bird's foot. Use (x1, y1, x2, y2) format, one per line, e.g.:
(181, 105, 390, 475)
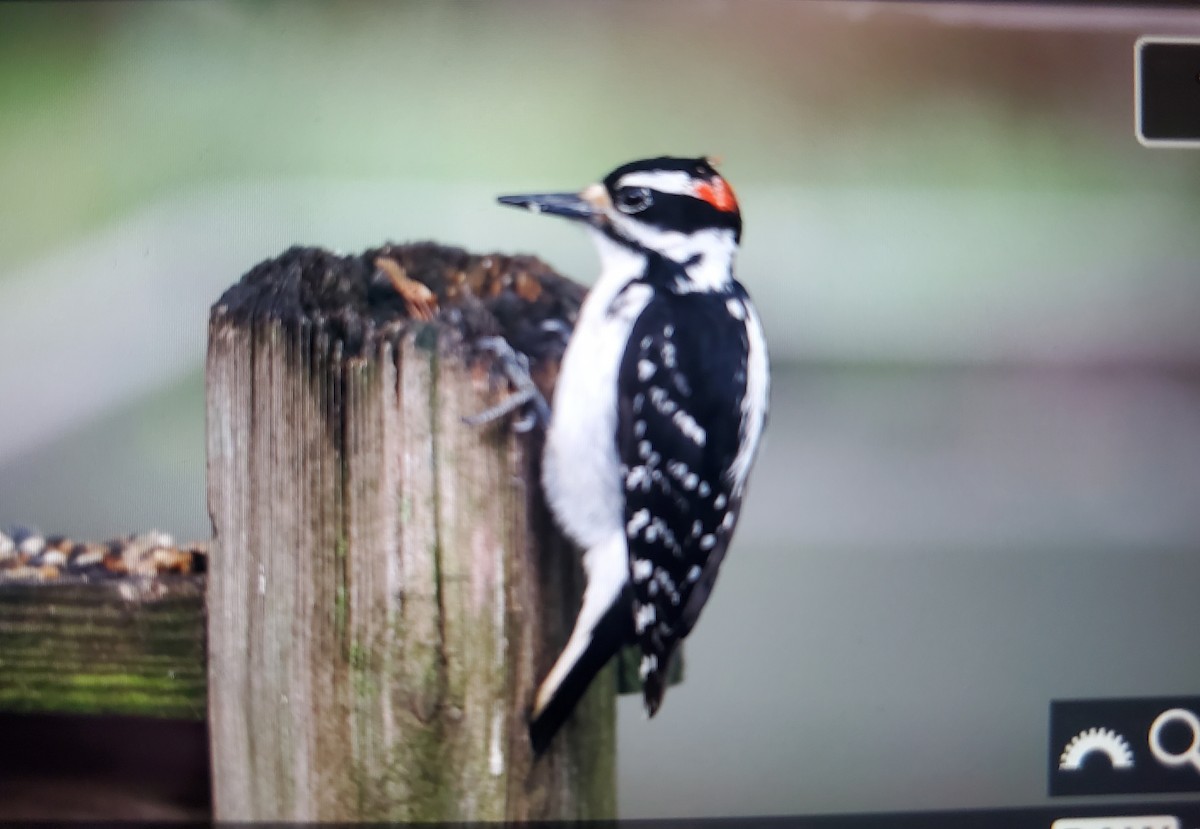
(538, 318, 573, 355)
(464, 336, 551, 433)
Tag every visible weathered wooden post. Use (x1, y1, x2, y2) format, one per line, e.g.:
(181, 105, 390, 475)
(205, 243, 615, 821)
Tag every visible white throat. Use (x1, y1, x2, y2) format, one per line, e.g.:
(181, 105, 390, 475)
(590, 223, 737, 293)
(587, 230, 651, 299)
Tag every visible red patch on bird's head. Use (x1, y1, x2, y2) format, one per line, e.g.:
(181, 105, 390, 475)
(694, 177, 738, 213)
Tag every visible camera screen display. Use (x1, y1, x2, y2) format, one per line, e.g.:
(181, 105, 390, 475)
(1, 2, 1199, 824)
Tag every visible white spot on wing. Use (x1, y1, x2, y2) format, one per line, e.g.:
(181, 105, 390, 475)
(650, 386, 677, 415)
(632, 558, 653, 581)
(635, 603, 656, 633)
(638, 359, 656, 381)
(626, 465, 649, 491)
(627, 509, 650, 537)
(661, 342, 677, 367)
(671, 410, 707, 446)
(655, 569, 676, 593)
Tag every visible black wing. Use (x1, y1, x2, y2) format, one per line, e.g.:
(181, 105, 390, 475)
(617, 288, 750, 714)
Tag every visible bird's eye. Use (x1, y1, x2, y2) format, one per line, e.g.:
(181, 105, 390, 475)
(615, 187, 652, 214)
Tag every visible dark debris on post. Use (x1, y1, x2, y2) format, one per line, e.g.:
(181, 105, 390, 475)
(213, 242, 585, 400)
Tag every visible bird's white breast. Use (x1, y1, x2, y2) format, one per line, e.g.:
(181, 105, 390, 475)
(542, 243, 650, 551)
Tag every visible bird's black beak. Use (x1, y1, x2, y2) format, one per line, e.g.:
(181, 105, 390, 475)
(497, 190, 603, 223)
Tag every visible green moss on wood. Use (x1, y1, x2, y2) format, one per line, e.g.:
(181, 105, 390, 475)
(334, 535, 350, 646)
(0, 578, 207, 719)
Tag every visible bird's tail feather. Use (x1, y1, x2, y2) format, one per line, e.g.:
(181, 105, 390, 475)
(530, 585, 633, 756)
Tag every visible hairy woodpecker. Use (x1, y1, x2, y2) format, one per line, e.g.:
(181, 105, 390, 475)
(498, 156, 769, 754)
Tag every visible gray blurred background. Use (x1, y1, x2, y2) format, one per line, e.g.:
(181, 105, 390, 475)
(2, 0, 1200, 818)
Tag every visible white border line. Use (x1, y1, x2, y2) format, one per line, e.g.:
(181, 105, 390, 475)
(1135, 35, 1200, 149)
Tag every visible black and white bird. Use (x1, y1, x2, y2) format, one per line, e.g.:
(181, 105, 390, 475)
(498, 156, 769, 754)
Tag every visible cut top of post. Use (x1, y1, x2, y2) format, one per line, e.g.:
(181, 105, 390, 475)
(211, 242, 586, 393)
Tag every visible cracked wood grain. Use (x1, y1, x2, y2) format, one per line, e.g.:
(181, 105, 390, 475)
(205, 263, 614, 820)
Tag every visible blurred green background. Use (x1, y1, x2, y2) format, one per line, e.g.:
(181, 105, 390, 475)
(2, 0, 1200, 819)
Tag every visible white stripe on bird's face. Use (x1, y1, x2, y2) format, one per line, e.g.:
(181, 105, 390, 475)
(613, 170, 696, 197)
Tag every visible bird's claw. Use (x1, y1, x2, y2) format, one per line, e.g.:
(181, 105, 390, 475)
(539, 318, 573, 349)
(464, 336, 551, 432)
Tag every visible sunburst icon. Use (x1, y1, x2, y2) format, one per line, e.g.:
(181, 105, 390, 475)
(1059, 727, 1136, 771)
